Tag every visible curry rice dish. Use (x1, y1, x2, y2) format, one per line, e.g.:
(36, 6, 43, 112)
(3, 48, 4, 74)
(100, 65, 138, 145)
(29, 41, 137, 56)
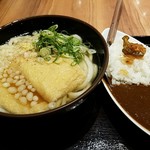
(106, 34, 150, 132)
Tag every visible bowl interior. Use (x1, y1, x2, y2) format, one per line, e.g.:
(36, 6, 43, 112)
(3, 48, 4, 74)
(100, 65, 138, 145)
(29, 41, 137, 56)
(0, 15, 108, 116)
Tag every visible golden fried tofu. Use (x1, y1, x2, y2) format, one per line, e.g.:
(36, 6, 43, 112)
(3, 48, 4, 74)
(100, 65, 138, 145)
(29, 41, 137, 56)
(0, 84, 48, 114)
(17, 57, 86, 102)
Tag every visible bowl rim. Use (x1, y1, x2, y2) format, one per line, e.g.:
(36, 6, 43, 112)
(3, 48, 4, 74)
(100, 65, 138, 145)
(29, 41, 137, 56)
(0, 15, 109, 117)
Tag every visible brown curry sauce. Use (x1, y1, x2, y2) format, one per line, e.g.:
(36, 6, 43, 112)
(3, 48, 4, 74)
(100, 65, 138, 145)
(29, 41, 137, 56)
(108, 83, 150, 131)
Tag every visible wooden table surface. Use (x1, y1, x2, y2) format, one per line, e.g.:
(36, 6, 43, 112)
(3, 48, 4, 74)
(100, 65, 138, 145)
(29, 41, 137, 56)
(0, 0, 150, 36)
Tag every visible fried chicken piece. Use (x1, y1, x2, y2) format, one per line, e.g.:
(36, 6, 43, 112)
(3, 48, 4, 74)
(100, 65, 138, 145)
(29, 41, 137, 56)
(122, 35, 146, 58)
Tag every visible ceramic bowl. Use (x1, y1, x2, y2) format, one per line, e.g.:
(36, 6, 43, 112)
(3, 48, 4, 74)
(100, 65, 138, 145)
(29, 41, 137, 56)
(0, 15, 108, 149)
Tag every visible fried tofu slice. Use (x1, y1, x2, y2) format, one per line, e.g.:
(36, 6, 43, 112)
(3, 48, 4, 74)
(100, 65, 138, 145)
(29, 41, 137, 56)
(17, 57, 86, 102)
(0, 84, 48, 114)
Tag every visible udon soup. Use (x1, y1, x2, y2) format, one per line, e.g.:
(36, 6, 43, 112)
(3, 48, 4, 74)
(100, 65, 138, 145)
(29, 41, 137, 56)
(0, 25, 98, 114)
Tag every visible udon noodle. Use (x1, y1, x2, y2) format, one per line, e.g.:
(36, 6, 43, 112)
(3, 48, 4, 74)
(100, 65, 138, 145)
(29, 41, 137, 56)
(0, 25, 98, 114)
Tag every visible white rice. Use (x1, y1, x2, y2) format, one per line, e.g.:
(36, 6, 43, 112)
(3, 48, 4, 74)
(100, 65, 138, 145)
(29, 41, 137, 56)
(106, 35, 150, 86)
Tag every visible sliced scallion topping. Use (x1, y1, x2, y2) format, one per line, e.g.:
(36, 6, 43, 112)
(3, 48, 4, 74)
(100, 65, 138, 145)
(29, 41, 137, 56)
(34, 24, 92, 64)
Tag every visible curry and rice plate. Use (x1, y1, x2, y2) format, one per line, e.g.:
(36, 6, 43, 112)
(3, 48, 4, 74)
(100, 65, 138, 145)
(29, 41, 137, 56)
(0, 25, 98, 114)
(105, 33, 150, 132)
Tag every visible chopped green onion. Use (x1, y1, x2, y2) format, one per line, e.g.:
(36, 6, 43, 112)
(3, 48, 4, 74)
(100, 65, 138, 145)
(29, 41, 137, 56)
(39, 47, 50, 57)
(34, 24, 92, 64)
